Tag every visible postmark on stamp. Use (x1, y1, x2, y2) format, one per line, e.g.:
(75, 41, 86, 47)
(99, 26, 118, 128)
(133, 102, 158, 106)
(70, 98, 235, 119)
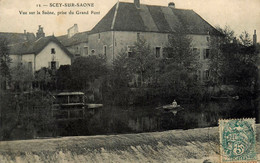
(219, 119, 257, 163)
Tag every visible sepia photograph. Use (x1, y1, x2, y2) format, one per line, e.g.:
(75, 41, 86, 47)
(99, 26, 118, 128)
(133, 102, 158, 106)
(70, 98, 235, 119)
(0, 0, 260, 162)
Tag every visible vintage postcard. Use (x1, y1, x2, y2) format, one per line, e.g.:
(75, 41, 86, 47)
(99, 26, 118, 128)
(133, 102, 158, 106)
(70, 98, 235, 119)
(0, 0, 259, 162)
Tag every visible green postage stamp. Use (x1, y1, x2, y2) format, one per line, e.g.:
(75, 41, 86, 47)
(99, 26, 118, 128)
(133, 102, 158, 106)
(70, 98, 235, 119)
(219, 119, 257, 163)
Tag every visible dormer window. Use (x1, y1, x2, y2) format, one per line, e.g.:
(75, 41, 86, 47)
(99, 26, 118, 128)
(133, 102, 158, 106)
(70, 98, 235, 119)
(51, 48, 55, 54)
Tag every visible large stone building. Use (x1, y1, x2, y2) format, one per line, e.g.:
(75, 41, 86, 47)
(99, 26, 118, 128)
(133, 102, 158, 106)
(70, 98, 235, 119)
(87, 0, 223, 81)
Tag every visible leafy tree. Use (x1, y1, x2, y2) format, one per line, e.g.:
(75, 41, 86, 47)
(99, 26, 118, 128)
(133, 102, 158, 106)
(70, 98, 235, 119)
(239, 31, 252, 46)
(215, 25, 235, 44)
(112, 52, 132, 89)
(11, 64, 34, 91)
(56, 65, 73, 91)
(0, 37, 11, 90)
(103, 52, 132, 105)
(34, 67, 52, 90)
(209, 27, 258, 98)
(158, 31, 201, 101)
(70, 55, 108, 91)
(221, 44, 258, 88)
(208, 36, 225, 86)
(127, 38, 158, 87)
(0, 91, 55, 140)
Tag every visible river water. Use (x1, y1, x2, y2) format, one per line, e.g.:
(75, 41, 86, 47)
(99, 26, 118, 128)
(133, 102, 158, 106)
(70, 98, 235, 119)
(58, 99, 256, 136)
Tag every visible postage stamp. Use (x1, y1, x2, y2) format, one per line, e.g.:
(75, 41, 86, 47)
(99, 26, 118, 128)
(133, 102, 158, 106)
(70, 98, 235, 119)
(219, 119, 257, 163)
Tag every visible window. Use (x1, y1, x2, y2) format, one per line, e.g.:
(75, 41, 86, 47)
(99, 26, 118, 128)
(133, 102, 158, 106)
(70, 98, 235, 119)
(193, 48, 200, 59)
(51, 48, 55, 54)
(127, 45, 134, 58)
(84, 46, 88, 56)
(137, 33, 140, 40)
(206, 36, 210, 42)
(155, 47, 161, 58)
(203, 49, 210, 59)
(98, 33, 101, 39)
(49, 61, 59, 70)
(28, 62, 32, 72)
(103, 45, 107, 56)
(76, 46, 80, 54)
(197, 70, 201, 81)
(91, 49, 95, 55)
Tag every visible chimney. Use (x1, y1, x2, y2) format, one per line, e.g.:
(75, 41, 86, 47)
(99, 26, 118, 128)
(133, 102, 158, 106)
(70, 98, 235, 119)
(23, 30, 27, 40)
(168, 2, 175, 8)
(36, 25, 45, 39)
(67, 24, 79, 38)
(134, 0, 140, 9)
(253, 30, 257, 46)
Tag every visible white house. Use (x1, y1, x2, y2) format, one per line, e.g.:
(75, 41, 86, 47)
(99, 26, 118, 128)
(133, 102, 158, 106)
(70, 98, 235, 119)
(9, 36, 73, 73)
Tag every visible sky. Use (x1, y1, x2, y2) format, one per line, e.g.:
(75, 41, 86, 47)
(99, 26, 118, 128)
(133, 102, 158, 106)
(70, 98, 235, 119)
(0, 0, 259, 40)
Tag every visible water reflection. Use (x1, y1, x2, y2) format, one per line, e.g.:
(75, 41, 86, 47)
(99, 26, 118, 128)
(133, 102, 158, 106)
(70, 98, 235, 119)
(59, 99, 256, 136)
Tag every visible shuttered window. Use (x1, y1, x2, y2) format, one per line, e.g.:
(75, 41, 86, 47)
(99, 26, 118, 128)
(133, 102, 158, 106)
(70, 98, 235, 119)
(203, 49, 210, 59)
(155, 47, 161, 58)
(28, 62, 32, 72)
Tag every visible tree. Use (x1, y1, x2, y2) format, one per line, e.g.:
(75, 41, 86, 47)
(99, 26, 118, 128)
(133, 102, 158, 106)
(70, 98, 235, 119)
(127, 38, 158, 87)
(34, 67, 52, 90)
(56, 65, 73, 91)
(103, 52, 133, 105)
(70, 55, 108, 91)
(11, 64, 34, 91)
(215, 25, 235, 44)
(239, 31, 252, 46)
(0, 91, 55, 140)
(0, 37, 11, 90)
(158, 31, 201, 101)
(209, 36, 225, 86)
(209, 26, 258, 98)
(221, 44, 258, 88)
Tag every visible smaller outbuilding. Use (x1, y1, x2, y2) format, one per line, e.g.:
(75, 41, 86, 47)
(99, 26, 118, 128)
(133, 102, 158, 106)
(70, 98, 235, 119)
(9, 35, 73, 73)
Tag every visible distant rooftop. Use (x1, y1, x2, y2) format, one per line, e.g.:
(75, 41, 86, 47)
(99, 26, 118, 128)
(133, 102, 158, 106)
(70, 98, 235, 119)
(57, 31, 89, 47)
(0, 32, 35, 45)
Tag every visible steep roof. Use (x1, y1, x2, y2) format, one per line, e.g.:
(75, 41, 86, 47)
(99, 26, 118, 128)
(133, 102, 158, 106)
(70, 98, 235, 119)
(0, 32, 36, 45)
(57, 31, 89, 47)
(9, 36, 73, 58)
(90, 2, 222, 36)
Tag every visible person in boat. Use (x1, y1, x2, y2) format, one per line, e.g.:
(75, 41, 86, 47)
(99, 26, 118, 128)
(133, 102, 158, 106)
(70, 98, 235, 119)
(172, 100, 177, 107)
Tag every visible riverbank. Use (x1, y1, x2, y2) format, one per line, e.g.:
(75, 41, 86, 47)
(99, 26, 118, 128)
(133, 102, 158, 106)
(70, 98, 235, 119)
(1, 125, 259, 163)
